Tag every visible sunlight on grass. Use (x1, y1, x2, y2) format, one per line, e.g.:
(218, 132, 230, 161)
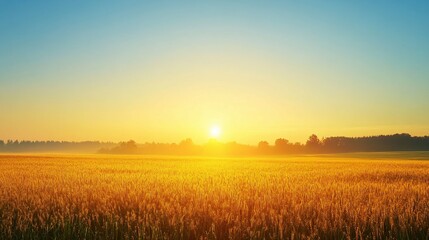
(0, 154, 428, 239)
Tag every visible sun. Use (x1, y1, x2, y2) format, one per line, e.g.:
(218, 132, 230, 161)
(210, 125, 221, 138)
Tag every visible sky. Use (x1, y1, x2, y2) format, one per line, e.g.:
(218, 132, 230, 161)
(1, 1, 429, 144)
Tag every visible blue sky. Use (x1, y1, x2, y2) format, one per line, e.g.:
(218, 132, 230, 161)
(1, 1, 429, 143)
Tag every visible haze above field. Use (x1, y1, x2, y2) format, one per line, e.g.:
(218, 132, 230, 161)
(1, 1, 429, 144)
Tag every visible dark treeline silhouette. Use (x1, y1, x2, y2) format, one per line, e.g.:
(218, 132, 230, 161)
(1, 133, 428, 155)
(98, 133, 429, 155)
(0, 140, 116, 153)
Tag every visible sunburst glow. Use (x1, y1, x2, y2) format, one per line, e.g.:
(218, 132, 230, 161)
(210, 125, 221, 138)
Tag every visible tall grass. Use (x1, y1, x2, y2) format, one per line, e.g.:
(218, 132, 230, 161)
(0, 154, 428, 239)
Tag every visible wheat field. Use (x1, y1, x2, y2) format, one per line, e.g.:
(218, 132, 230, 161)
(0, 153, 428, 239)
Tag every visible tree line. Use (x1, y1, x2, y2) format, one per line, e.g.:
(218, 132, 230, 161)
(0, 140, 116, 153)
(98, 133, 429, 155)
(1, 133, 428, 154)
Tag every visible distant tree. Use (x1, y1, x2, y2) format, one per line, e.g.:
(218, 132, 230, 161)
(257, 141, 270, 154)
(179, 138, 194, 147)
(258, 141, 269, 149)
(306, 134, 322, 152)
(110, 140, 138, 154)
(323, 137, 343, 152)
(275, 138, 289, 147)
(274, 138, 289, 153)
(306, 134, 321, 147)
(179, 138, 197, 154)
(121, 140, 137, 149)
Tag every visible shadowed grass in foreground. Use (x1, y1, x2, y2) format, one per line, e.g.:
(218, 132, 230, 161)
(0, 153, 428, 239)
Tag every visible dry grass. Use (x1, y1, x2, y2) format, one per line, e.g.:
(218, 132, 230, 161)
(0, 153, 428, 239)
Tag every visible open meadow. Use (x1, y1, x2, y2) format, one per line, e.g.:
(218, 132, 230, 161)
(0, 153, 428, 239)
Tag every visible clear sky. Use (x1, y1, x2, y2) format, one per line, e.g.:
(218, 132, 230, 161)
(1, 1, 428, 144)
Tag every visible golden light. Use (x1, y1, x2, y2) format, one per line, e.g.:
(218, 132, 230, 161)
(210, 125, 221, 138)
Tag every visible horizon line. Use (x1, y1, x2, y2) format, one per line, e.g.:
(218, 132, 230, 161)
(1, 132, 428, 146)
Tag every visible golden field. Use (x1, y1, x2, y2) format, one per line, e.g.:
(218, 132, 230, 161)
(0, 153, 428, 239)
